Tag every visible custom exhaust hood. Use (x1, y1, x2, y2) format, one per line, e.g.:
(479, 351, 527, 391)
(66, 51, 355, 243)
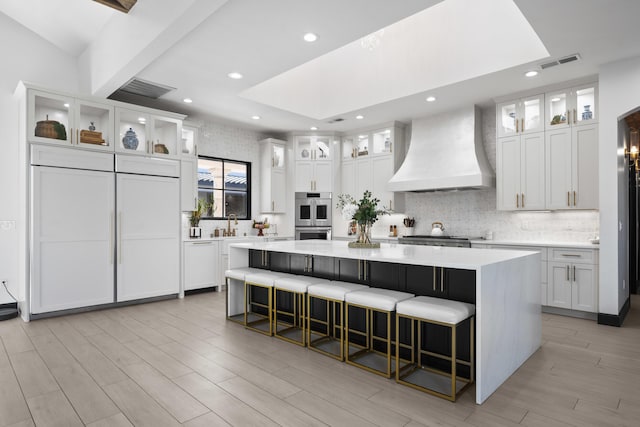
(388, 105, 494, 192)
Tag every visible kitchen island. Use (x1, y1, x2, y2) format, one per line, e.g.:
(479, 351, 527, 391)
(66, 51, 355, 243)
(228, 240, 541, 404)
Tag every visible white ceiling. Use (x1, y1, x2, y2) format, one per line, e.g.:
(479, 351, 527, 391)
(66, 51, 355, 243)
(3, 0, 640, 134)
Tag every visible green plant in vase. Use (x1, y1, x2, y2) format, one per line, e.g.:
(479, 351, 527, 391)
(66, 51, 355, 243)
(337, 190, 390, 247)
(189, 199, 213, 237)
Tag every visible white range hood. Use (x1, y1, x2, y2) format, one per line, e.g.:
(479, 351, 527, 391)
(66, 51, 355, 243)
(388, 105, 494, 192)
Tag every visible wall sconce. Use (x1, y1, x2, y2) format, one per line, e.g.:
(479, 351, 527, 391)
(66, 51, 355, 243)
(627, 128, 640, 171)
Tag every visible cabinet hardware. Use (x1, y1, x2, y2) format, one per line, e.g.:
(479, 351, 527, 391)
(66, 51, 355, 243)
(110, 212, 114, 264)
(389, 200, 393, 211)
(566, 265, 570, 281)
(561, 254, 581, 257)
(566, 110, 570, 124)
(193, 241, 212, 245)
(118, 213, 122, 264)
(516, 193, 519, 208)
(363, 260, 367, 281)
(272, 201, 275, 211)
(522, 193, 525, 208)
(76, 129, 79, 145)
(433, 268, 436, 291)
(573, 109, 577, 124)
(573, 191, 577, 206)
(521, 118, 524, 132)
(440, 267, 444, 292)
(515, 118, 519, 133)
(390, 142, 393, 153)
(573, 265, 576, 282)
(194, 197, 197, 208)
(567, 191, 570, 207)
(358, 259, 361, 280)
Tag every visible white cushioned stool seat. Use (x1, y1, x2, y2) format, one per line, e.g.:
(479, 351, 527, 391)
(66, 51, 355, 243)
(244, 271, 282, 287)
(346, 288, 414, 311)
(274, 275, 315, 293)
(225, 267, 262, 281)
(396, 296, 475, 324)
(308, 281, 369, 301)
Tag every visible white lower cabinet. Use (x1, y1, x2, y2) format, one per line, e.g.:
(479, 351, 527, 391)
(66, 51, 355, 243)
(547, 248, 598, 312)
(116, 173, 180, 302)
(183, 240, 219, 291)
(31, 166, 115, 313)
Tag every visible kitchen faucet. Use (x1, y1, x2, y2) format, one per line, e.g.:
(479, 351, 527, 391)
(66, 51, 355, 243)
(227, 213, 238, 236)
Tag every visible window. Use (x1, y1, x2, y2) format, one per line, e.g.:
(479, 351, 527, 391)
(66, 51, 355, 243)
(197, 156, 251, 219)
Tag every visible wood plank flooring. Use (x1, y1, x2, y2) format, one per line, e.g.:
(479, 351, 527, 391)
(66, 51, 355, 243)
(1, 292, 639, 426)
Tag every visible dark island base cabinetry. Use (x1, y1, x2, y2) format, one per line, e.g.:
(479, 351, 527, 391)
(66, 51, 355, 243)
(248, 249, 475, 376)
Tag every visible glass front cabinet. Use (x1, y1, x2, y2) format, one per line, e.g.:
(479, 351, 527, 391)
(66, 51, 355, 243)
(28, 89, 114, 151)
(545, 83, 598, 130)
(496, 94, 544, 138)
(115, 108, 181, 158)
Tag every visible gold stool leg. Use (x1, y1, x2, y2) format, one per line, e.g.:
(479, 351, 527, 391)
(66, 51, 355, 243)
(451, 323, 457, 401)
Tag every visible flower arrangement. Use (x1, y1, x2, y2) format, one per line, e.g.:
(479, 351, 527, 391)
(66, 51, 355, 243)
(337, 190, 390, 247)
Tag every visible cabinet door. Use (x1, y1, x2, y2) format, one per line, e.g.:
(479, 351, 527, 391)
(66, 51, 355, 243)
(29, 90, 74, 146)
(341, 160, 356, 198)
(547, 262, 572, 309)
(314, 136, 332, 161)
(521, 94, 544, 134)
(403, 265, 437, 297)
(545, 89, 570, 131)
(372, 156, 394, 210)
(496, 100, 518, 138)
(117, 174, 180, 301)
(151, 116, 180, 158)
(496, 136, 521, 210)
(336, 258, 366, 284)
(355, 158, 371, 197)
(295, 160, 313, 192)
(572, 83, 598, 126)
(314, 162, 333, 192)
(444, 268, 476, 304)
(75, 99, 114, 151)
(180, 158, 197, 212)
(572, 124, 598, 209)
(31, 167, 114, 313)
(116, 108, 151, 155)
(268, 169, 286, 213)
(572, 264, 597, 312)
(545, 128, 572, 209)
(295, 136, 313, 161)
(521, 132, 545, 210)
(184, 242, 218, 291)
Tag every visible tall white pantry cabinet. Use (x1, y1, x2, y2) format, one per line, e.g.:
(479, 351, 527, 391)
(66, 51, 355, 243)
(16, 82, 184, 318)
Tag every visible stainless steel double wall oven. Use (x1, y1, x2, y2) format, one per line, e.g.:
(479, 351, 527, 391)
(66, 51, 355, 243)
(294, 192, 332, 240)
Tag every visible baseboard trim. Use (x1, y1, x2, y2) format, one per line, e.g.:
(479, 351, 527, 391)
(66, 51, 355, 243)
(598, 296, 631, 327)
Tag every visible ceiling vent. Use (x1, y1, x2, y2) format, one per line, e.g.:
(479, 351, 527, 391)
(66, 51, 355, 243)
(327, 117, 345, 123)
(116, 77, 176, 99)
(539, 53, 581, 70)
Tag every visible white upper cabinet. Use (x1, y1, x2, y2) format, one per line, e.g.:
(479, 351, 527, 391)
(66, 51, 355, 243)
(496, 94, 544, 138)
(260, 138, 287, 213)
(545, 82, 598, 130)
(181, 125, 198, 157)
(295, 135, 332, 161)
(28, 89, 114, 151)
(115, 107, 181, 158)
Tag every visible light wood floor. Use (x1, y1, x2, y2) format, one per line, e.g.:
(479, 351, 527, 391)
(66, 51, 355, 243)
(1, 292, 639, 427)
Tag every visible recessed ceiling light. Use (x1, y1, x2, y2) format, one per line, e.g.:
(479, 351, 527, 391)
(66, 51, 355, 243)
(303, 33, 318, 42)
(228, 72, 243, 79)
(138, 117, 146, 122)
(183, 98, 193, 103)
(525, 70, 538, 77)
(251, 115, 261, 120)
(551, 97, 560, 102)
(63, 103, 70, 108)
(310, 126, 318, 131)
(356, 115, 364, 120)
(426, 96, 436, 102)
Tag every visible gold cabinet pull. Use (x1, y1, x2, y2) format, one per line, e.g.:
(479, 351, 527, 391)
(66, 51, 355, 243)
(109, 212, 114, 264)
(76, 128, 79, 145)
(440, 267, 444, 292)
(566, 110, 570, 124)
(433, 268, 436, 291)
(515, 117, 519, 133)
(521, 118, 524, 132)
(573, 265, 576, 282)
(363, 260, 367, 281)
(522, 193, 525, 208)
(573, 109, 577, 124)
(573, 191, 577, 206)
(358, 259, 362, 280)
(567, 191, 570, 207)
(272, 201, 275, 211)
(566, 265, 570, 281)
(516, 193, 519, 208)
(118, 212, 122, 264)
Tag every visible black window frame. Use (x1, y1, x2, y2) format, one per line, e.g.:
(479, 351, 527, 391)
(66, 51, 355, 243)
(197, 155, 251, 220)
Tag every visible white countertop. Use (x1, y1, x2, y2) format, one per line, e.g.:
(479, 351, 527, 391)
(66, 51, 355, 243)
(184, 235, 293, 242)
(229, 239, 537, 269)
(471, 239, 599, 249)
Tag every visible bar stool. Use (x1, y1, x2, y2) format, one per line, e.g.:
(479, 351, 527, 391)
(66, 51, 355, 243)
(345, 288, 414, 378)
(395, 296, 475, 402)
(272, 275, 324, 346)
(244, 271, 283, 336)
(307, 281, 369, 360)
(225, 267, 262, 324)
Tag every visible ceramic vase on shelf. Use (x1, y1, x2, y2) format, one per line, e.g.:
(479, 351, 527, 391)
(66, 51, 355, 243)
(582, 105, 593, 121)
(122, 128, 139, 150)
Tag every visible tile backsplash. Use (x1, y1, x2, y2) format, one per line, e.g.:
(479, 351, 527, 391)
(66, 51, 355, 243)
(401, 106, 599, 243)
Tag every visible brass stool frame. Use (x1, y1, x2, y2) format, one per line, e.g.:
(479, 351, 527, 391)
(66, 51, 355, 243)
(307, 294, 346, 360)
(345, 302, 396, 378)
(395, 313, 474, 402)
(244, 279, 273, 336)
(274, 287, 306, 346)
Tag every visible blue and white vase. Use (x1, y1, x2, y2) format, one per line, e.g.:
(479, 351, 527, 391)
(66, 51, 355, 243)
(582, 105, 593, 121)
(122, 128, 139, 150)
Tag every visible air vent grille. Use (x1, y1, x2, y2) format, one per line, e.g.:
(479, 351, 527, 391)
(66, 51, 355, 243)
(327, 117, 344, 123)
(538, 54, 581, 71)
(540, 61, 559, 70)
(117, 78, 175, 99)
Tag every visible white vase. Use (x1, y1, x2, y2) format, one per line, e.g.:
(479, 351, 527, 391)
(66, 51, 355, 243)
(403, 226, 414, 236)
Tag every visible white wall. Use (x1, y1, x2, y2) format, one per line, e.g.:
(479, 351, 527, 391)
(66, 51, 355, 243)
(0, 13, 79, 300)
(401, 106, 600, 242)
(598, 55, 640, 316)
